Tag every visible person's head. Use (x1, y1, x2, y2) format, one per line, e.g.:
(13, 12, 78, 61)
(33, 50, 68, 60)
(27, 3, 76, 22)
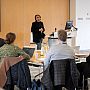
(0, 38, 5, 47)
(35, 14, 41, 22)
(58, 29, 67, 42)
(5, 32, 16, 44)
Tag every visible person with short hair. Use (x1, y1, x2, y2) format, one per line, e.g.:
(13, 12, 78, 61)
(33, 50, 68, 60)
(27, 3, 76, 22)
(0, 32, 30, 60)
(31, 14, 45, 50)
(44, 29, 75, 69)
(43, 30, 76, 90)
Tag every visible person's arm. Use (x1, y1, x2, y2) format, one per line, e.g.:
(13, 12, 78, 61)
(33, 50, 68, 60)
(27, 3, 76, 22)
(31, 22, 40, 33)
(31, 22, 35, 33)
(41, 22, 45, 32)
(31, 22, 38, 33)
(44, 47, 52, 69)
(15, 46, 30, 60)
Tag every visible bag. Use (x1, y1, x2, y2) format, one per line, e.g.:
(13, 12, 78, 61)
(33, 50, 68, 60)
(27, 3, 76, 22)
(41, 32, 45, 39)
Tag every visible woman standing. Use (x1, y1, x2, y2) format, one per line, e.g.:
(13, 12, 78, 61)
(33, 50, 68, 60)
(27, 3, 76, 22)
(31, 14, 45, 50)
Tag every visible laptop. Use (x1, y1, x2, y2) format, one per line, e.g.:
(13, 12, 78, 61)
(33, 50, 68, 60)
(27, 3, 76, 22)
(23, 47, 35, 58)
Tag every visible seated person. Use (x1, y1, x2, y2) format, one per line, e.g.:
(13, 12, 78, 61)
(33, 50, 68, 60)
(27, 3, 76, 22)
(44, 29, 75, 69)
(0, 38, 5, 47)
(43, 30, 79, 90)
(0, 32, 30, 60)
(77, 55, 90, 89)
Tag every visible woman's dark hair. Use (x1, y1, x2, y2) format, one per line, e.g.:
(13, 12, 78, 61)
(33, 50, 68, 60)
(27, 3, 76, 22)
(35, 14, 41, 21)
(5, 32, 16, 44)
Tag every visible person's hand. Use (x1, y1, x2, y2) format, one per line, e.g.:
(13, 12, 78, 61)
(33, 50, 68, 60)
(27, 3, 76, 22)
(39, 28, 43, 32)
(18, 55, 24, 60)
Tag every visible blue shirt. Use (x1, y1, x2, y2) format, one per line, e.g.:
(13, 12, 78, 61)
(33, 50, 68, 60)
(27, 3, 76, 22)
(44, 43, 75, 69)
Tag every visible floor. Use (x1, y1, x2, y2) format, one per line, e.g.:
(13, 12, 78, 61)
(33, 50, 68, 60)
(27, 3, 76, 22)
(29, 65, 43, 80)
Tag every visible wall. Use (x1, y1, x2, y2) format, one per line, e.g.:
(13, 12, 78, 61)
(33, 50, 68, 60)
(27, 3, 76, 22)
(76, 0, 90, 50)
(1, 0, 24, 47)
(70, 0, 90, 50)
(70, 0, 76, 25)
(1, 0, 69, 48)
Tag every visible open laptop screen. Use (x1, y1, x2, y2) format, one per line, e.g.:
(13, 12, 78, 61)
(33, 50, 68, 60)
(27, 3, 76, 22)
(23, 48, 35, 58)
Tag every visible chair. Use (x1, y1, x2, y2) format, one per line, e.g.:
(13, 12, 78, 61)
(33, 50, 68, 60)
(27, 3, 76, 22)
(0, 57, 32, 90)
(81, 62, 90, 90)
(77, 54, 90, 90)
(42, 59, 80, 90)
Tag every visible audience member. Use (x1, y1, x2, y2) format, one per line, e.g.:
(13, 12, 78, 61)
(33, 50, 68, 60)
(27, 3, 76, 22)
(0, 32, 30, 60)
(42, 30, 79, 90)
(44, 29, 75, 69)
(31, 14, 45, 50)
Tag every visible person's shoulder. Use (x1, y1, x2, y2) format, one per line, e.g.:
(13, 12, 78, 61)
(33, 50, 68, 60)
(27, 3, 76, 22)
(31, 22, 35, 25)
(13, 45, 21, 49)
(40, 21, 43, 24)
(4, 44, 19, 50)
(0, 44, 9, 49)
(32, 21, 36, 24)
(1, 44, 8, 47)
(6, 44, 17, 49)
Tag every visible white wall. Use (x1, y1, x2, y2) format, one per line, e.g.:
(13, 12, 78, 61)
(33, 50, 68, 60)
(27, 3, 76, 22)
(76, 0, 90, 50)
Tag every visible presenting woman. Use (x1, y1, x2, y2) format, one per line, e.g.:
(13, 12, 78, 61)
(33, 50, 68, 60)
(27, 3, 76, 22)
(31, 14, 45, 50)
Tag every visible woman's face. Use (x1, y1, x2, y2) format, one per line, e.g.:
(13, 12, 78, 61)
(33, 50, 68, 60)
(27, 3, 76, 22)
(36, 15, 41, 22)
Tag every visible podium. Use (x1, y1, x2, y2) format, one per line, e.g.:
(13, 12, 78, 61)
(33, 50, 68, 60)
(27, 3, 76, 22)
(67, 31, 77, 47)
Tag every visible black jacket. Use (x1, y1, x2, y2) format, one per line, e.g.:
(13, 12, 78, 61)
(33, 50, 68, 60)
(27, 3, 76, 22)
(31, 21, 45, 43)
(4, 59, 32, 90)
(41, 59, 80, 90)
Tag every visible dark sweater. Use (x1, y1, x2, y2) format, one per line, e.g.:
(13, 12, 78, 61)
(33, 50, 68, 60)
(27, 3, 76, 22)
(31, 21, 45, 43)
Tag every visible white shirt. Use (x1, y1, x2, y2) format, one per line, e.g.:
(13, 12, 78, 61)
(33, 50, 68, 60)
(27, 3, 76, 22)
(44, 43, 75, 69)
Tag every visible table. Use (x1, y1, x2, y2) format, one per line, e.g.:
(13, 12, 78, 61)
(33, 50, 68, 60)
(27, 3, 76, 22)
(75, 51, 89, 63)
(75, 51, 89, 58)
(27, 48, 90, 68)
(75, 52, 90, 90)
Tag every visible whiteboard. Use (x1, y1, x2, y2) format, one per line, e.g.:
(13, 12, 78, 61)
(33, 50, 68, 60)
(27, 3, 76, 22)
(76, 0, 90, 50)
